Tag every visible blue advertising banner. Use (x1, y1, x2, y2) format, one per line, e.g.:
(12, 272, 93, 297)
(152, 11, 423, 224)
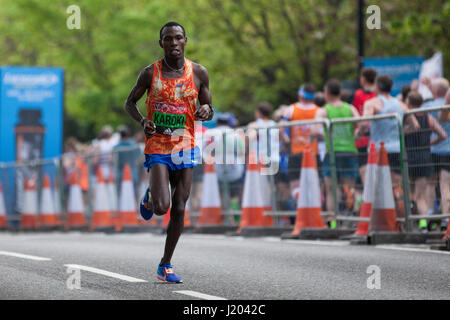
(0, 66, 64, 162)
(363, 56, 424, 96)
(0, 66, 64, 222)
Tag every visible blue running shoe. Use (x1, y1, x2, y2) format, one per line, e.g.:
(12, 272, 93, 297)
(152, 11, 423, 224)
(157, 264, 183, 283)
(139, 187, 153, 220)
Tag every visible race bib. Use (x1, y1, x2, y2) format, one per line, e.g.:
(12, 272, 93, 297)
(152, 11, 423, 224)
(152, 102, 187, 135)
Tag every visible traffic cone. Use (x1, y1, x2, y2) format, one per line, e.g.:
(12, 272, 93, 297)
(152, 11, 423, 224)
(91, 167, 114, 232)
(197, 160, 223, 225)
(369, 142, 398, 232)
(118, 164, 139, 231)
(20, 178, 39, 230)
(66, 171, 87, 230)
(39, 175, 58, 229)
(354, 142, 377, 236)
(238, 151, 273, 233)
(53, 178, 62, 226)
(107, 171, 120, 231)
(290, 146, 325, 236)
(0, 182, 7, 229)
(443, 221, 450, 241)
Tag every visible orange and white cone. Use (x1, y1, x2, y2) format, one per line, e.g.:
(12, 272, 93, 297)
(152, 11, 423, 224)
(67, 172, 87, 229)
(0, 182, 7, 229)
(39, 175, 58, 228)
(91, 167, 114, 231)
(291, 147, 325, 236)
(20, 178, 39, 230)
(118, 164, 139, 230)
(369, 142, 398, 232)
(443, 221, 450, 241)
(107, 171, 120, 231)
(238, 151, 273, 232)
(197, 161, 223, 225)
(53, 179, 62, 226)
(354, 142, 377, 236)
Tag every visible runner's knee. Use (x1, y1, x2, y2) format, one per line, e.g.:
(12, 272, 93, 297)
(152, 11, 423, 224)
(153, 199, 170, 216)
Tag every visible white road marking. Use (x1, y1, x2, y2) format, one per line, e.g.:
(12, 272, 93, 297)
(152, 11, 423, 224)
(375, 245, 450, 255)
(174, 290, 227, 300)
(64, 264, 148, 282)
(0, 251, 51, 261)
(283, 240, 349, 246)
(187, 235, 227, 240)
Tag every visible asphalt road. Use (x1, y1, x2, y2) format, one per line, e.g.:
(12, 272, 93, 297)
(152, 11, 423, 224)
(0, 231, 449, 300)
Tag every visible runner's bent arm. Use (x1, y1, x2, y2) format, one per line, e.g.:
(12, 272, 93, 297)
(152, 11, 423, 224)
(125, 67, 156, 138)
(438, 89, 450, 122)
(193, 64, 214, 121)
(428, 114, 448, 145)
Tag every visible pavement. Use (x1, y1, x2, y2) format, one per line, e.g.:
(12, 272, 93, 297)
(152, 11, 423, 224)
(0, 231, 449, 300)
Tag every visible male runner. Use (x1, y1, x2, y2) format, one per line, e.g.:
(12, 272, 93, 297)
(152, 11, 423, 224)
(125, 22, 214, 283)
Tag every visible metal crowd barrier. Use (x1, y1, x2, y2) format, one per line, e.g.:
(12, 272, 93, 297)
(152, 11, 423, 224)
(0, 105, 449, 233)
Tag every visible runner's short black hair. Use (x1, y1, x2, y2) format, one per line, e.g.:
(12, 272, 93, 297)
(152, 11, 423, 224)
(361, 68, 377, 84)
(314, 92, 326, 107)
(160, 22, 186, 40)
(257, 101, 273, 118)
(407, 91, 423, 108)
(376, 75, 393, 93)
(325, 79, 341, 96)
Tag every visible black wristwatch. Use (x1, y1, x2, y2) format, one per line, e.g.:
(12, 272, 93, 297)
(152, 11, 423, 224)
(140, 117, 146, 127)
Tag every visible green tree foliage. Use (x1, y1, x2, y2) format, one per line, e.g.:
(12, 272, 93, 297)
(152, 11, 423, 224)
(0, 0, 448, 141)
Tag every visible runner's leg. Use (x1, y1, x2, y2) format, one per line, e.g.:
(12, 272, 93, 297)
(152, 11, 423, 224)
(149, 164, 171, 215)
(160, 167, 193, 265)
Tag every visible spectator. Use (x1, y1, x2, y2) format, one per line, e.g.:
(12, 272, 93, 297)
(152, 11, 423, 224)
(113, 125, 141, 190)
(314, 92, 326, 108)
(313, 92, 327, 165)
(91, 125, 120, 181)
(421, 78, 450, 227)
(272, 105, 293, 216)
(209, 113, 245, 212)
(439, 88, 450, 122)
(353, 67, 376, 187)
(247, 102, 280, 169)
(62, 137, 89, 208)
(316, 79, 360, 214)
(400, 85, 411, 103)
(282, 83, 320, 200)
(358, 75, 419, 191)
(405, 92, 447, 231)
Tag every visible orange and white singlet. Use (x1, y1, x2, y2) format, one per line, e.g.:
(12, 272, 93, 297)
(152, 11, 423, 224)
(145, 58, 198, 155)
(286, 102, 319, 155)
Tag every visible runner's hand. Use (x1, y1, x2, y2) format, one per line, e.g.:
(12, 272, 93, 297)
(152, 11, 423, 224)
(142, 119, 156, 138)
(194, 104, 212, 121)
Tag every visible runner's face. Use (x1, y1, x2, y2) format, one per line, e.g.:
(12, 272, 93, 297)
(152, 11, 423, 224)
(159, 26, 187, 59)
